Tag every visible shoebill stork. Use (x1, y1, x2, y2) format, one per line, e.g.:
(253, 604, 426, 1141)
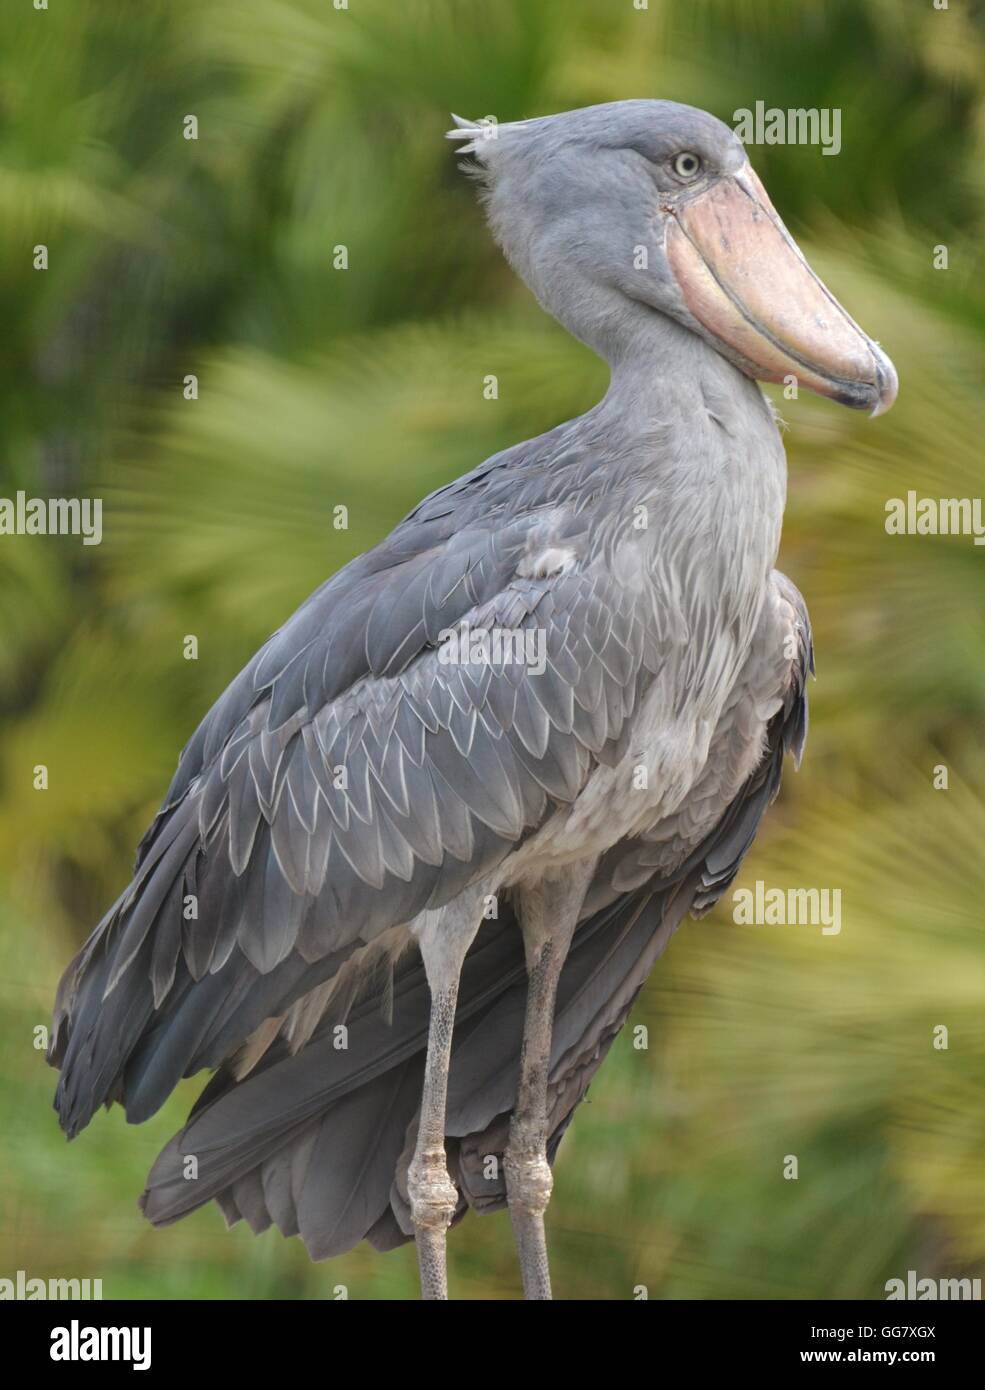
(49, 100, 897, 1300)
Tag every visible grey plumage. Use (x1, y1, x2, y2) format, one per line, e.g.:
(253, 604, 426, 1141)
(49, 98, 894, 1289)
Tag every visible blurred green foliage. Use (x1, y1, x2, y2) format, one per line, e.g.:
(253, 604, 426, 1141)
(1, 0, 984, 1300)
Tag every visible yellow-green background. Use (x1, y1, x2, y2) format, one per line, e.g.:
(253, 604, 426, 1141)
(2, 0, 983, 1300)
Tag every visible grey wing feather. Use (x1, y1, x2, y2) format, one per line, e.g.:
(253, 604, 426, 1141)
(138, 603, 810, 1256)
(49, 451, 654, 1138)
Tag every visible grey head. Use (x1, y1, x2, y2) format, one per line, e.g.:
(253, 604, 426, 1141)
(449, 100, 896, 416)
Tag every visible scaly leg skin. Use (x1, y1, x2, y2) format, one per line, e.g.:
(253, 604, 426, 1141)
(406, 900, 482, 1300)
(504, 864, 595, 1300)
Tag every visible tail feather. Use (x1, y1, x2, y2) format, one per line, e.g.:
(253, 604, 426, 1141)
(140, 878, 685, 1258)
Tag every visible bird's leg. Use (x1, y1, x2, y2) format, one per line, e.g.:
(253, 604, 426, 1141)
(505, 863, 594, 1300)
(407, 902, 482, 1300)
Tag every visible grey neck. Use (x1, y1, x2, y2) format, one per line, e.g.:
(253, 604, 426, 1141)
(592, 299, 774, 441)
(576, 298, 789, 645)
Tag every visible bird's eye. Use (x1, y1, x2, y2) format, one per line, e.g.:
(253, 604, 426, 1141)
(672, 151, 702, 180)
